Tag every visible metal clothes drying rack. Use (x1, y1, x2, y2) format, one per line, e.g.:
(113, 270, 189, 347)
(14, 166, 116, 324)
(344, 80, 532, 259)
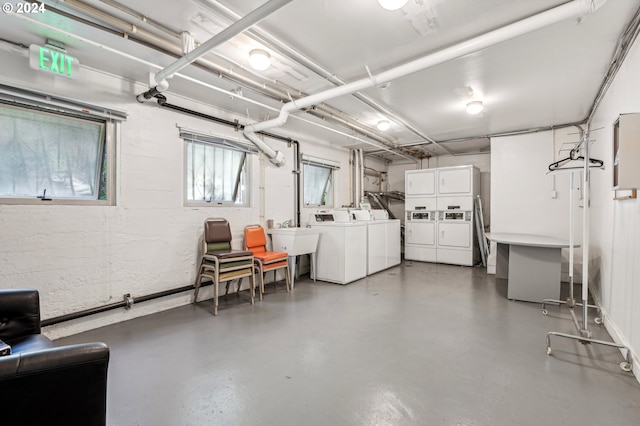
(542, 130, 632, 372)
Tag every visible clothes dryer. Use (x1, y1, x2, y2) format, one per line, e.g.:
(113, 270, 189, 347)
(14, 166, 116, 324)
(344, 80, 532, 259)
(404, 210, 437, 262)
(436, 210, 477, 266)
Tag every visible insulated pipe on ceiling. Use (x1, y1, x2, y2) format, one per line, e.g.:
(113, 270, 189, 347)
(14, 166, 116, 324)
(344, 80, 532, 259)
(192, 0, 446, 154)
(136, 0, 295, 101)
(2, 19, 409, 164)
(42, 0, 406, 156)
(243, 0, 607, 160)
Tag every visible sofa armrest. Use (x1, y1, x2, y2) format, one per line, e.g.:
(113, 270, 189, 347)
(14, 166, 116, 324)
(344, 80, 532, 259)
(0, 289, 41, 341)
(0, 342, 110, 426)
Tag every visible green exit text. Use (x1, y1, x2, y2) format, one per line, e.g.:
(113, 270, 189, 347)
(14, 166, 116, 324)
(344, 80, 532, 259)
(39, 47, 75, 77)
(29, 44, 80, 79)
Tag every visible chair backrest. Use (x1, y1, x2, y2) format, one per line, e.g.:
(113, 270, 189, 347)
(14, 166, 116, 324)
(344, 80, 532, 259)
(0, 289, 41, 341)
(204, 218, 232, 253)
(244, 225, 267, 255)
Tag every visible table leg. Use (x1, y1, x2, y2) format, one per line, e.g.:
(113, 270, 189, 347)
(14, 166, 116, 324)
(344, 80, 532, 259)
(507, 245, 561, 303)
(496, 242, 509, 280)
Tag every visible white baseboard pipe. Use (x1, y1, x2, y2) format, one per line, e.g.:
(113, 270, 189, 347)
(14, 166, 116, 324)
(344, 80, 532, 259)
(244, 0, 607, 164)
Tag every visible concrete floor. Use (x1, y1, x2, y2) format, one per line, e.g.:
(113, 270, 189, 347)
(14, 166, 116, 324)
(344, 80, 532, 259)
(56, 261, 640, 426)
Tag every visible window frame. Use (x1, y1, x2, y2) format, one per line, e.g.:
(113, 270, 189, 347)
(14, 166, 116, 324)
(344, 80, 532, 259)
(0, 97, 118, 206)
(302, 155, 340, 208)
(182, 130, 254, 208)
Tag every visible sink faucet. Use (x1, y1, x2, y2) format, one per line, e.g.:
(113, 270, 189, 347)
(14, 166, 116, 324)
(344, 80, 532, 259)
(280, 219, 292, 228)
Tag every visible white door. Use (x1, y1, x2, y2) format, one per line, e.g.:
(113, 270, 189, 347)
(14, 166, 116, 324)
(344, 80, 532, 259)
(405, 197, 436, 211)
(406, 222, 435, 246)
(437, 167, 472, 196)
(406, 170, 436, 196)
(437, 222, 471, 248)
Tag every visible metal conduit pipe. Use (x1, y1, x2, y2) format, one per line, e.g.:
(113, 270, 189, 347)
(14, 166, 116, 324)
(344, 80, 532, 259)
(350, 150, 355, 208)
(97, 0, 180, 37)
(192, 0, 453, 155)
(41, 282, 213, 327)
(137, 0, 295, 102)
(359, 149, 365, 208)
(306, 107, 396, 146)
(42, 0, 181, 47)
(4, 15, 411, 165)
(243, 0, 607, 144)
(40, 0, 403, 153)
(154, 94, 296, 144)
(586, 3, 640, 125)
(292, 140, 301, 227)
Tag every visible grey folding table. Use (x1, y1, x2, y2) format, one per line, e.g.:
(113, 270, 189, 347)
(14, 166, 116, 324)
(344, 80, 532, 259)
(487, 233, 574, 303)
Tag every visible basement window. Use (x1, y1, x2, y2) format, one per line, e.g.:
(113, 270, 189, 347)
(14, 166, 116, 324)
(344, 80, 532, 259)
(0, 92, 119, 205)
(302, 155, 339, 207)
(182, 130, 254, 206)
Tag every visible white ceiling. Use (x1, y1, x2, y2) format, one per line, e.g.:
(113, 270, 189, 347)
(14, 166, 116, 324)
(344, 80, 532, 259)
(1, 0, 639, 162)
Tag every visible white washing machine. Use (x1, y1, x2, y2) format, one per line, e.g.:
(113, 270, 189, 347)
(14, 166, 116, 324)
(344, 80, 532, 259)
(436, 210, 477, 266)
(404, 210, 437, 262)
(372, 209, 401, 270)
(309, 211, 367, 284)
(350, 209, 401, 275)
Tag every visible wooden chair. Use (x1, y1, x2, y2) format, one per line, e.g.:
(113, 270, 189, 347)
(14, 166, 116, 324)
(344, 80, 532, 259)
(244, 224, 290, 300)
(194, 218, 255, 315)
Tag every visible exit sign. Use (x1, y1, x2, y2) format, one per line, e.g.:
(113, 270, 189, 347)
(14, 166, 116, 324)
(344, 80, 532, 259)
(29, 44, 80, 79)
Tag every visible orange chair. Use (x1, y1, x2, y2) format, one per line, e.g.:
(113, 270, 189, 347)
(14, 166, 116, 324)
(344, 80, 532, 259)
(244, 225, 290, 300)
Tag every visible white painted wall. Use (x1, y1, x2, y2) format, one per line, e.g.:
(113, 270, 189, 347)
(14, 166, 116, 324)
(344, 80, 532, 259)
(488, 33, 640, 380)
(491, 130, 583, 237)
(0, 46, 350, 338)
(587, 32, 640, 377)
(388, 162, 417, 221)
(489, 129, 584, 279)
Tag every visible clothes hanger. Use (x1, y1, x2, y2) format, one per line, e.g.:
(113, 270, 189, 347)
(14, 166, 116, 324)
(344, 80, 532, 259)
(548, 147, 603, 171)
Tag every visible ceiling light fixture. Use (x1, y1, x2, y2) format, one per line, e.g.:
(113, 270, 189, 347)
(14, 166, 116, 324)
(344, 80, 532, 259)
(377, 120, 391, 131)
(466, 101, 484, 115)
(378, 0, 408, 11)
(249, 49, 271, 71)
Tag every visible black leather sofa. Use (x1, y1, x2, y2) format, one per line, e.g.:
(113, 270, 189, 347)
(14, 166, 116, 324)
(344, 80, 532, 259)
(0, 289, 110, 426)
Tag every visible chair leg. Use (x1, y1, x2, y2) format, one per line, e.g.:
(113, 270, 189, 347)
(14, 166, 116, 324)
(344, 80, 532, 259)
(214, 277, 219, 316)
(249, 274, 262, 305)
(193, 261, 204, 302)
(259, 270, 265, 301)
(236, 277, 244, 294)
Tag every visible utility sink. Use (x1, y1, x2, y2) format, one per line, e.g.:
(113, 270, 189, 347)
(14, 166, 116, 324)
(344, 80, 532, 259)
(267, 227, 320, 289)
(267, 227, 319, 256)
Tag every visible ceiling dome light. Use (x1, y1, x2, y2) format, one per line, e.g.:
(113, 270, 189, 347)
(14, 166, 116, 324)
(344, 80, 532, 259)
(377, 120, 391, 131)
(466, 101, 484, 115)
(249, 49, 271, 71)
(378, 0, 408, 11)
